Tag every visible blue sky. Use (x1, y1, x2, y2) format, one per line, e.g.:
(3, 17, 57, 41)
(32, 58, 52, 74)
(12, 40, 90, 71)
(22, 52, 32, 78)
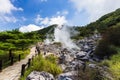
(0, 0, 120, 32)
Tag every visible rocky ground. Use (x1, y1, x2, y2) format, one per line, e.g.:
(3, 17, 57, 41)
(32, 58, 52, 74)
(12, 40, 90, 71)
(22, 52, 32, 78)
(27, 34, 113, 80)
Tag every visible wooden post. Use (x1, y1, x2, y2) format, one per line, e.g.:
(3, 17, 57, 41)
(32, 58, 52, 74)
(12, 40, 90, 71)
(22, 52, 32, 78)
(37, 49, 39, 54)
(9, 50, 12, 60)
(44, 51, 46, 55)
(31, 56, 34, 66)
(32, 56, 34, 60)
(35, 53, 37, 56)
(28, 58, 31, 68)
(18, 54, 21, 61)
(11, 56, 14, 65)
(35, 49, 37, 53)
(21, 64, 26, 76)
(38, 50, 40, 55)
(0, 60, 2, 72)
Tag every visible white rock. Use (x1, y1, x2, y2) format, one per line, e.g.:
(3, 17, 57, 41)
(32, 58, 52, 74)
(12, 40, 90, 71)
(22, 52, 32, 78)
(26, 71, 54, 80)
(57, 71, 76, 80)
(88, 64, 96, 68)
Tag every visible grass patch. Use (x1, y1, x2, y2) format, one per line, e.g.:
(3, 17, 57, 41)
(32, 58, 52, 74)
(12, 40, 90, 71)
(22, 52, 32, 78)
(108, 50, 120, 79)
(20, 54, 62, 80)
(100, 47, 120, 80)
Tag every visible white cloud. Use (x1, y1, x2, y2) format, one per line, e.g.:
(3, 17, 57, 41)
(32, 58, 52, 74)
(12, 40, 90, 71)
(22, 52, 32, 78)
(0, 0, 23, 23)
(21, 17, 27, 21)
(35, 10, 68, 26)
(2, 16, 17, 23)
(70, 0, 120, 24)
(19, 24, 43, 32)
(11, 0, 17, 2)
(40, 17, 49, 25)
(49, 16, 67, 26)
(18, 8, 23, 11)
(40, 0, 47, 2)
(56, 10, 69, 16)
(0, 14, 18, 23)
(0, 0, 23, 14)
(35, 15, 43, 24)
(35, 15, 68, 27)
(62, 11, 69, 15)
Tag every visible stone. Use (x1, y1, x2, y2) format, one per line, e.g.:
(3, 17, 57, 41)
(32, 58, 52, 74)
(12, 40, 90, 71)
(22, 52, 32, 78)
(59, 64, 67, 70)
(26, 71, 54, 80)
(57, 71, 76, 80)
(76, 51, 86, 59)
(88, 64, 96, 68)
(58, 76, 72, 80)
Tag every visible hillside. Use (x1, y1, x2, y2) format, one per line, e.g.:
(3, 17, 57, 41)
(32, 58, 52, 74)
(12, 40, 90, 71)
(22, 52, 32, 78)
(86, 8, 120, 33)
(73, 8, 120, 38)
(37, 8, 120, 38)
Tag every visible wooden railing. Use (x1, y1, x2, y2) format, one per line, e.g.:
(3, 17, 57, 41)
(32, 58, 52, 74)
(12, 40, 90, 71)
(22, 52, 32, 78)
(0, 45, 41, 77)
(21, 58, 32, 76)
(0, 54, 21, 72)
(21, 47, 40, 76)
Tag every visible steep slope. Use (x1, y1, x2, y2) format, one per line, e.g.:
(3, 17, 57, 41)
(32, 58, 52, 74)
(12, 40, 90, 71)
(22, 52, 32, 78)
(37, 24, 56, 35)
(34, 24, 57, 40)
(86, 8, 120, 33)
(73, 8, 120, 38)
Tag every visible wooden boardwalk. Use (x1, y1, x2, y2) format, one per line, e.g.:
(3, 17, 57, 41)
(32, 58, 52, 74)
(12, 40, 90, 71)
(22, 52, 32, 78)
(0, 47, 36, 80)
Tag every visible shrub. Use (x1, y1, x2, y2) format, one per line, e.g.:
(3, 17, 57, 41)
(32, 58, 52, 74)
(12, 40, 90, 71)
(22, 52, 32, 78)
(46, 54, 58, 64)
(94, 40, 116, 58)
(101, 60, 110, 67)
(108, 49, 120, 79)
(32, 55, 62, 76)
(94, 25, 120, 58)
(98, 47, 120, 80)
(75, 66, 104, 80)
(20, 55, 62, 80)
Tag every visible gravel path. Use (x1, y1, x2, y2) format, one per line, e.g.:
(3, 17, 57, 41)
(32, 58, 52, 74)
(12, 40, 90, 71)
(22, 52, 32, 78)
(0, 46, 36, 80)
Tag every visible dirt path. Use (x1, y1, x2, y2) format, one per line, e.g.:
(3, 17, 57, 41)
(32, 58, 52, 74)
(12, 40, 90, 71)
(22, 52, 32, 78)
(0, 46, 36, 80)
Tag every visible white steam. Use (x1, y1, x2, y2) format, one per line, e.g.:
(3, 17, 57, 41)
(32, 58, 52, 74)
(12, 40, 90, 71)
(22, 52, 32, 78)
(44, 25, 79, 49)
(44, 34, 54, 44)
(54, 25, 78, 49)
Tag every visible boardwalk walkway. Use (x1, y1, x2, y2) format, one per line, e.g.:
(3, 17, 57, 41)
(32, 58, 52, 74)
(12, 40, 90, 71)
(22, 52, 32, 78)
(0, 47, 36, 80)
